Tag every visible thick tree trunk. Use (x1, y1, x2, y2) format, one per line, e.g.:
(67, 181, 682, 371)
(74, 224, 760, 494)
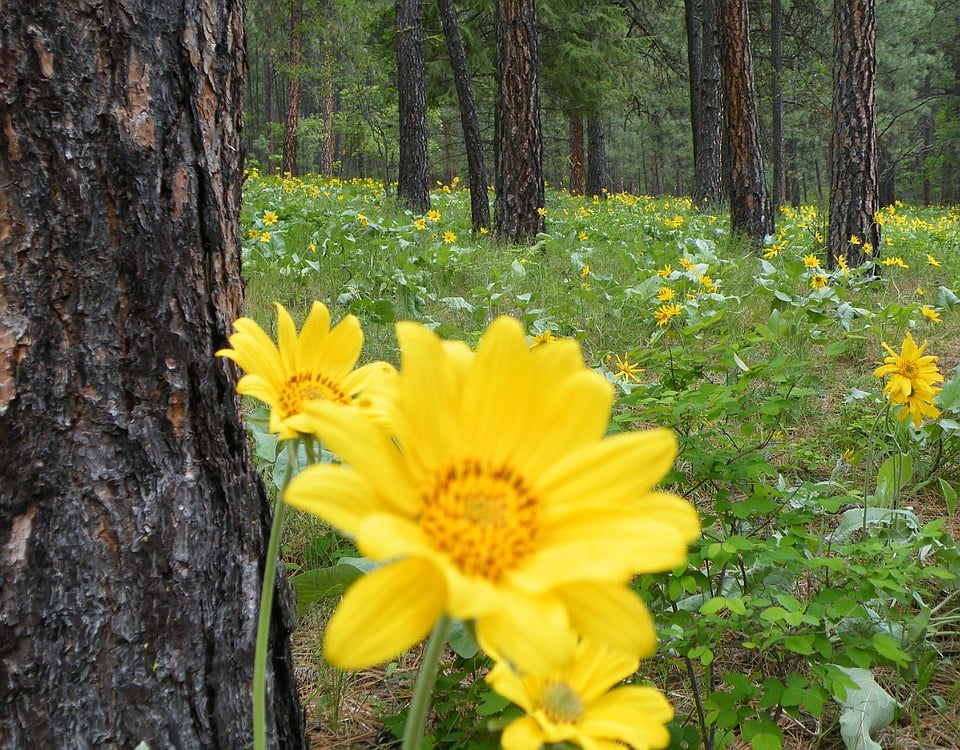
(586, 118, 607, 198)
(569, 114, 585, 195)
(0, 2, 305, 747)
(396, 0, 431, 213)
(438, 0, 490, 230)
(685, 0, 723, 208)
(494, 0, 545, 243)
(283, 0, 303, 175)
(718, 0, 774, 245)
(828, 0, 880, 267)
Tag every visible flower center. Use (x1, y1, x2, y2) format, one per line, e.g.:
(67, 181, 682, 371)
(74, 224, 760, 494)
(419, 458, 539, 581)
(898, 362, 919, 380)
(539, 681, 584, 724)
(278, 371, 350, 417)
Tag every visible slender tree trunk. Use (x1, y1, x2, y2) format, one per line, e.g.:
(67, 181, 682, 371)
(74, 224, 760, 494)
(0, 1, 305, 747)
(569, 114, 585, 195)
(718, 0, 774, 245)
(283, 0, 303, 175)
(685, 0, 723, 207)
(438, 0, 490, 229)
(321, 48, 336, 175)
(827, 0, 880, 267)
(586, 118, 607, 197)
(771, 0, 786, 210)
(494, 0, 545, 243)
(396, 0, 431, 213)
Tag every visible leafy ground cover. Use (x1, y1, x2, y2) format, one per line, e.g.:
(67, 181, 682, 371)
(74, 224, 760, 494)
(240, 170, 960, 750)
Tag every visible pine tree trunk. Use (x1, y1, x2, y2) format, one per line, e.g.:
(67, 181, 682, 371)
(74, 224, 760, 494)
(0, 2, 305, 747)
(771, 0, 786, 210)
(437, 0, 490, 230)
(586, 118, 607, 198)
(718, 0, 774, 245)
(283, 0, 304, 176)
(685, 0, 723, 208)
(569, 115, 585, 196)
(321, 48, 336, 175)
(828, 0, 880, 267)
(396, 0, 431, 213)
(494, 0, 545, 243)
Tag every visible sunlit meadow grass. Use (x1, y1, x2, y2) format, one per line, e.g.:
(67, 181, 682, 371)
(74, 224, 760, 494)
(241, 170, 960, 750)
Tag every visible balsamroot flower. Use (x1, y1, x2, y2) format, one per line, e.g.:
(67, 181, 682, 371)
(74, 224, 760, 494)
(216, 301, 395, 439)
(284, 317, 699, 673)
(873, 331, 944, 427)
(487, 639, 674, 750)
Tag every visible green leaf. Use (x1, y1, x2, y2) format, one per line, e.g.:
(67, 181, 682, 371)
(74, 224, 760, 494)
(939, 478, 957, 517)
(873, 454, 912, 508)
(831, 667, 899, 750)
(935, 368, 960, 412)
(447, 619, 480, 659)
(783, 635, 814, 655)
(871, 633, 911, 668)
(292, 563, 363, 618)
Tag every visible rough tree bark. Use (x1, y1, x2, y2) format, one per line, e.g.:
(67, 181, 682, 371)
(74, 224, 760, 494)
(494, 0, 545, 243)
(438, 0, 490, 230)
(586, 118, 607, 198)
(718, 0, 774, 245)
(828, 0, 880, 267)
(684, 0, 723, 208)
(283, 0, 303, 175)
(771, 0, 786, 210)
(396, 0, 431, 214)
(0, 1, 305, 747)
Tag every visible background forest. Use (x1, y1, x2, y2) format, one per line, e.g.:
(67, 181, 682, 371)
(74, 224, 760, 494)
(242, 0, 960, 207)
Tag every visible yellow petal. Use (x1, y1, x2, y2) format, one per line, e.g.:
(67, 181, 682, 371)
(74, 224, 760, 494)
(274, 302, 299, 374)
(305, 312, 363, 380)
(539, 430, 678, 511)
(324, 558, 446, 669)
(501, 716, 548, 750)
(580, 686, 674, 749)
(562, 639, 640, 702)
(554, 582, 658, 660)
(476, 591, 576, 673)
(284, 464, 385, 536)
(288, 400, 420, 514)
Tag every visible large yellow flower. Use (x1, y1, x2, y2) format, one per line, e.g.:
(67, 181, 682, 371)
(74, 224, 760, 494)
(487, 639, 673, 750)
(285, 317, 699, 672)
(216, 301, 395, 439)
(873, 332, 944, 427)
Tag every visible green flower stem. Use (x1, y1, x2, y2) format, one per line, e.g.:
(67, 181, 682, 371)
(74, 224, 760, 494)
(253, 440, 298, 750)
(402, 614, 452, 750)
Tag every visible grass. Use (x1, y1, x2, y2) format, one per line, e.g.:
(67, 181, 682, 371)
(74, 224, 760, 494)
(239, 170, 960, 750)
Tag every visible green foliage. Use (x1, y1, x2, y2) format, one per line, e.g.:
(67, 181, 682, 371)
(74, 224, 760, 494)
(242, 175, 960, 749)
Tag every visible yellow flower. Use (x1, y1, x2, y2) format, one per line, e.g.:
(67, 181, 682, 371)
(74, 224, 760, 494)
(480, 226, 489, 234)
(874, 332, 944, 427)
(810, 273, 829, 290)
(427, 209, 441, 222)
(927, 254, 941, 267)
(611, 354, 643, 384)
(763, 244, 782, 259)
(487, 639, 673, 750)
(414, 218, 426, 231)
(850, 235, 861, 245)
(309, 241, 317, 253)
(679, 256, 695, 271)
(803, 254, 820, 269)
(263, 211, 278, 226)
(259, 231, 271, 243)
(656, 264, 672, 278)
(443, 230, 457, 244)
(356, 213, 368, 228)
(577, 231, 589, 241)
(654, 303, 684, 328)
(917, 287, 925, 296)
(837, 255, 849, 274)
(216, 302, 395, 439)
(247, 228, 260, 239)
(920, 306, 942, 324)
(579, 265, 590, 279)
(863, 242, 873, 255)
(530, 329, 555, 348)
(284, 318, 699, 672)
(656, 286, 675, 302)
(537, 207, 547, 216)
(881, 256, 908, 268)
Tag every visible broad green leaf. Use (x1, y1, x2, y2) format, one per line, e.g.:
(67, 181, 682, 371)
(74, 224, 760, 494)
(831, 667, 899, 750)
(939, 477, 957, 517)
(447, 619, 480, 659)
(292, 563, 363, 618)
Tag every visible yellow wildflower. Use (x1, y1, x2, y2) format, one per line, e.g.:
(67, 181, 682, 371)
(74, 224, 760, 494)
(920, 306, 942, 324)
(443, 231, 457, 244)
(874, 332, 944, 427)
